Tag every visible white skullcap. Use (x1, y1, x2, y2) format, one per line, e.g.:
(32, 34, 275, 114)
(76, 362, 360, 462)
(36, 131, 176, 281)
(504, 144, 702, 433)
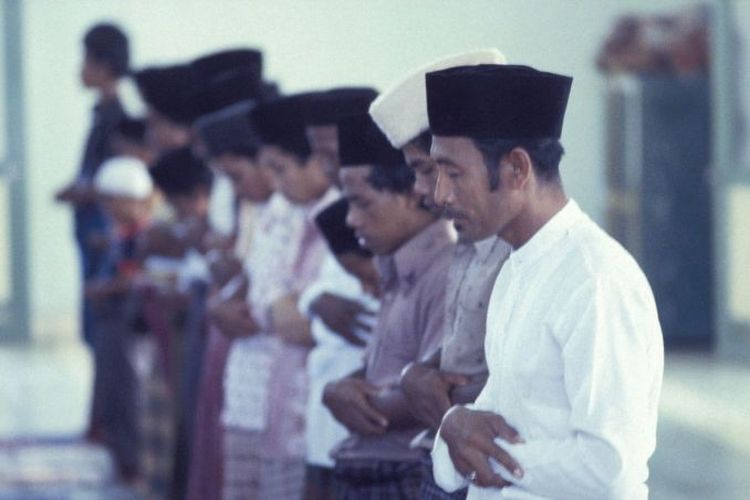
(94, 156, 153, 200)
(369, 48, 507, 149)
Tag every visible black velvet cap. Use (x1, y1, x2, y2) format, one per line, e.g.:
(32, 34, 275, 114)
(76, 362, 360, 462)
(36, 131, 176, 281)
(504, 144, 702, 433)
(190, 48, 262, 83)
(83, 23, 129, 77)
(260, 81, 281, 102)
(194, 100, 259, 159)
(133, 64, 200, 125)
(250, 94, 311, 159)
(337, 113, 404, 167)
(302, 87, 378, 126)
(150, 147, 213, 196)
(426, 64, 573, 140)
(315, 197, 371, 257)
(190, 68, 263, 119)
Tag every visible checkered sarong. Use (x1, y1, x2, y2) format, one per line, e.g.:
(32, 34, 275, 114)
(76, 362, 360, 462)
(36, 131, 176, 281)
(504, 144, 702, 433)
(135, 363, 175, 499)
(223, 427, 306, 500)
(304, 464, 336, 500)
(419, 455, 467, 500)
(332, 459, 422, 500)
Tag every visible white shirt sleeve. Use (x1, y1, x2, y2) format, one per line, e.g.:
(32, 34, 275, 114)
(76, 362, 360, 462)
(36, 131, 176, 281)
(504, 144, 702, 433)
(491, 276, 663, 499)
(298, 254, 343, 317)
(431, 404, 473, 492)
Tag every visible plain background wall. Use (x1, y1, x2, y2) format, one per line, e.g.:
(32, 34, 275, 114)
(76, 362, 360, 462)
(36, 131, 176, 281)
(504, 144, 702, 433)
(20, 0, 711, 340)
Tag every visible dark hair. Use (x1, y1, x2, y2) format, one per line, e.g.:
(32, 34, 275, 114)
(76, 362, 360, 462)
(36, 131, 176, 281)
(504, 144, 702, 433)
(114, 117, 146, 144)
(409, 130, 432, 154)
(366, 162, 415, 194)
(472, 138, 564, 189)
(224, 144, 259, 160)
(150, 148, 214, 197)
(84, 23, 129, 77)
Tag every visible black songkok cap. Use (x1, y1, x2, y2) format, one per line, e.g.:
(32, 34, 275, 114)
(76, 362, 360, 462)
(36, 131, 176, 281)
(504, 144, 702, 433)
(190, 48, 263, 83)
(260, 81, 281, 102)
(426, 64, 572, 140)
(302, 87, 378, 126)
(194, 100, 259, 159)
(114, 117, 147, 144)
(150, 148, 213, 196)
(315, 197, 371, 257)
(190, 68, 263, 119)
(83, 23, 129, 77)
(337, 113, 404, 167)
(251, 94, 312, 159)
(133, 64, 200, 125)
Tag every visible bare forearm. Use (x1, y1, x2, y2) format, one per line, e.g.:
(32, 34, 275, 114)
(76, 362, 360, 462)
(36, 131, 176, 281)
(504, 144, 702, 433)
(370, 386, 420, 429)
(271, 295, 314, 347)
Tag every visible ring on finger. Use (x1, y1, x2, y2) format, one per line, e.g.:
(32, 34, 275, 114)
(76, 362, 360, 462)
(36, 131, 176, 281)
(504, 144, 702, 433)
(466, 470, 478, 483)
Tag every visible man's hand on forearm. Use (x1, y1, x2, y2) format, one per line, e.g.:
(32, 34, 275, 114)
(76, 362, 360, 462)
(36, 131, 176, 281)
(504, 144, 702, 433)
(400, 362, 469, 429)
(310, 292, 374, 346)
(210, 298, 258, 339)
(271, 294, 314, 346)
(440, 406, 524, 489)
(368, 385, 422, 430)
(323, 376, 388, 435)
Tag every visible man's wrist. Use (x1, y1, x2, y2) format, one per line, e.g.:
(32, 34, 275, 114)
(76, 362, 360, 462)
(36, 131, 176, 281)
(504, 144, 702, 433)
(400, 361, 419, 380)
(441, 404, 466, 427)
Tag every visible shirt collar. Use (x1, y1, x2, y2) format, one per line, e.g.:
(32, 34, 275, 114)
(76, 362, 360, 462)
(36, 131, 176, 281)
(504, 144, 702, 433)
(474, 235, 502, 261)
(510, 198, 582, 270)
(307, 186, 341, 221)
(378, 219, 453, 291)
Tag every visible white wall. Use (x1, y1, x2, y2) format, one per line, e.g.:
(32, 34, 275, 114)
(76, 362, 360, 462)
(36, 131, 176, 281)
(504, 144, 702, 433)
(735, 1, 750, 169)
(21, 0, 702, 340)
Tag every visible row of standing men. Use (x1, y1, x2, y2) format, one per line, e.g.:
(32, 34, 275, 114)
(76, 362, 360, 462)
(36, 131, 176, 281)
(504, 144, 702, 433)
(57, 23, 664, 500)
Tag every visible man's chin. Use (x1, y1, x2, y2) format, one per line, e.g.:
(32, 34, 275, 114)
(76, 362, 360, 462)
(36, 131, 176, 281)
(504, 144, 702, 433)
(454, 220, 478, 239)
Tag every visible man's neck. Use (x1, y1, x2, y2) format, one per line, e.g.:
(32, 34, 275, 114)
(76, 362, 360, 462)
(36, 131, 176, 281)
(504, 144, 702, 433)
(391, 210, 439, 255)
(502, 186, 568, 250)
(97, 80, 119, 103)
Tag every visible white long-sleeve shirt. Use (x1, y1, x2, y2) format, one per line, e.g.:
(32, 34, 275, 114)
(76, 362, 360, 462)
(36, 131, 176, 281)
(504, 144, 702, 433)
(432, 199, 664, 500)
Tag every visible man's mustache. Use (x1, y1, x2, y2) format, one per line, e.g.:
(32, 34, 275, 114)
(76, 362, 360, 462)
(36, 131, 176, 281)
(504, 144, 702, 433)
(419, 195, 443, 215)
(442, 207, 465, 220)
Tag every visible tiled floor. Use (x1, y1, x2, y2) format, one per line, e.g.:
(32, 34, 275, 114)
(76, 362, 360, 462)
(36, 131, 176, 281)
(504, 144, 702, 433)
(1, 341, 749, 499)
(649, 353, 750, 499)
(0, 342, 137, 499)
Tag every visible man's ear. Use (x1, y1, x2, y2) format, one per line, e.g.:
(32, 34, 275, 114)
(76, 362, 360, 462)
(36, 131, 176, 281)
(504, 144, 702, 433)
(505, 147, 533, 189)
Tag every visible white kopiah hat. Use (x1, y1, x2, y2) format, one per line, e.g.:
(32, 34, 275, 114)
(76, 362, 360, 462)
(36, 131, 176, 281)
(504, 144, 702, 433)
(369, 48, 507, 149)
(94, 156, 153, 200)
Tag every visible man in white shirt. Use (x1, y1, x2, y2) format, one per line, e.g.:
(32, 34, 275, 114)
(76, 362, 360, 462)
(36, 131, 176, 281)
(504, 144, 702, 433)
(426, 64, 664, 499)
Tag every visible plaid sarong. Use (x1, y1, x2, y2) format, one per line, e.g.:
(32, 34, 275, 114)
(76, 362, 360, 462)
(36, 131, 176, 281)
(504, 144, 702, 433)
(419, 455, 467, 500)
(135, 360, 175, 499)
(186, 325, 232, 500)
(223, 427, 306, 500)
(332, 459, 422, 500)
(304, 464, 336, 500)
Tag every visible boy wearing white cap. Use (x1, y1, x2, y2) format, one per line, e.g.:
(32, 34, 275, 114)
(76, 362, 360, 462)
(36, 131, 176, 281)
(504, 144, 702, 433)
(88, 156, 153, 482)
(369, 49, 510, 500)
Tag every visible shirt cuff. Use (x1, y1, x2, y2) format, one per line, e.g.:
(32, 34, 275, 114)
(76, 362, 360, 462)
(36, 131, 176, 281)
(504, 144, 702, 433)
(298, 280, 331, 318)
(431, 426, 470, 492)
